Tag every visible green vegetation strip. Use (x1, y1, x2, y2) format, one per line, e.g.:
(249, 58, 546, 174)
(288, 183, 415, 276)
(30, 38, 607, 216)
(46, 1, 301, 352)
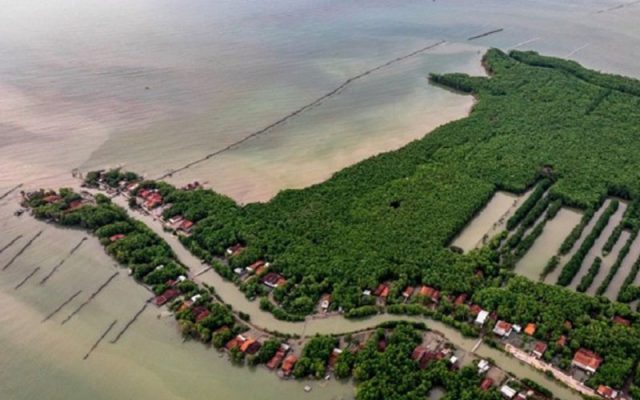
(577, 257, 601, 292)
(559, 208, 595, 255)
(618, 256, 640, 303)
(557, 200, 619, 286)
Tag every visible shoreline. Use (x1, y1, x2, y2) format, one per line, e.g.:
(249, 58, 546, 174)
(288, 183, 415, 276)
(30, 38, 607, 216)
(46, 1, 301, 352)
(16, 184, 586, 400)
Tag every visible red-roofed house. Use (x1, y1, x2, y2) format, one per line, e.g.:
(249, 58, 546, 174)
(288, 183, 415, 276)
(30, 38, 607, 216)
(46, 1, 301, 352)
(402, 286, 415, 299)
(419, 286, 440, 302)
(374, 283, 390, 299)
(556, 335, 567, 347)
(613, 316, 631, 326)
(262, 272, 286, 289)
(532, 341, 547, 359)
(597, 385, 619, 399)
(178, 219, 194, 234)
(480, 378, 494, 391)
(267, 348, 286, 370)
(412, 346, 427, 361)
(572, 348, 603, 374)
(493, 320, 513, 338)
(153, 288, 180, 306)
(281, 354, 298, 376)
(226, 244, 245, 257)
(246, 260, 265, 274)
(454, 294, 468, 306)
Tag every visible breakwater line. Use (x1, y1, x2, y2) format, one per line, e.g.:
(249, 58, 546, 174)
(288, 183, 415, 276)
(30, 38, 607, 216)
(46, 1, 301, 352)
(157, 40, 447, 180)
(0, 183, 23, 202)
(110, 301, 150, 344)
(14, 267, 40, 290)
(42, 290, 83, 322)
(566, 43, 590, 58)
(0, 235, 23, 255)
(61, 272, 119, 325)
(2, 230, 43, 271)
(39, 237, 88, 285)
(468, 28, 504, 41)
(83, 319, 118, 360)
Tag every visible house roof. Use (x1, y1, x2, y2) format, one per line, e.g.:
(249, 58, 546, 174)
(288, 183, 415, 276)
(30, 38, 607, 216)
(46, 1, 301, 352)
(402, 287, 415, 297)
(597, 385, 618, 398)
(524, 323, 537, 336)
(480, 378, 494, 391)
(533, 341, 548, 356)
(110, 233, 126, 242)
(573, 348, 603, 371)
(613, 316, 631, 326)
(454, 294, 468, 306)
(493, 320, 512, 336)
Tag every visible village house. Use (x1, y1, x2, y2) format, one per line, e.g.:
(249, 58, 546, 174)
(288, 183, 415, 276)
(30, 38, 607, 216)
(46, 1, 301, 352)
(477, 359, 491, 375)
(475, 309, 489, 326)
(168, 215, 184, 225)
(493, 320, 513, 338)
(531, 341, 547, 359)
(262, 272, 286, 289)
(239, 337, 262, 354)
(374, 282, 390, 300)
(178, 219, 194, 235)
(327, 348, 343, 369)
(402, 286, 415, 301)
(597, 385, 619, 399)
(500, 384, 517, 399)
(480, 377, 494, 391)
(267, 346, 288, 370)
(281, 354, 298, 377)
(418, 285, 440, 303)
(246, 260, 266, 274)
(572, 348, 603, 374)
(153, 288, 180, 306)
(319, 294, 331, 312)
(225, 335, 246, 351)
(454, 293, 467, 306)
(524, 323, 536, 336)
(226, 244, 245, 257)
(556, 335, 567, 348)
(612, 316, 631, 326)
(43, 194, 62, 204)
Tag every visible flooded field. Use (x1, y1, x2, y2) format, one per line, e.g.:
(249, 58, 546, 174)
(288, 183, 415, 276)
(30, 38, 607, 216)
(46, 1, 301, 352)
(451, 191, 526, 252)
(569, 201, 627, 291)
(544, 200, 610, 285)
(604, 232, 640, 301)
(515, 208, 582, 281)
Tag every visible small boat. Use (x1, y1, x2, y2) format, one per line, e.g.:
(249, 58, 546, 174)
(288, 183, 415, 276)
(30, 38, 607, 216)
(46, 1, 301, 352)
(304, 385, 312, 393)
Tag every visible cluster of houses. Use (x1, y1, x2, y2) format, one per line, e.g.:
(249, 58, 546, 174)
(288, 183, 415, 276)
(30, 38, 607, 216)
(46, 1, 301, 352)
(232, 258, 287, 290)
(484, 313, 629, 399)
(22, 189, 93, 213)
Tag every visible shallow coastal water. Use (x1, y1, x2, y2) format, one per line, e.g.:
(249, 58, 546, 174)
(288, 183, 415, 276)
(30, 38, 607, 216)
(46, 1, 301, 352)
(2, 1, 640, 399)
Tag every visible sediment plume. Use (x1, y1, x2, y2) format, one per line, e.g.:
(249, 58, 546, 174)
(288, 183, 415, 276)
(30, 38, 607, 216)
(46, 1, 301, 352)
(83, 319, 118, 360)
(42, 290, 83, 322)
(61, 272, 119, 325)
(39, 237, 88, 285)
(14, 267, 40, 290)
(110, 301, 150, 344)
(468, 28, 504, 41)
(0, 183, 23, 201)
(2, 230, 43, 271)
(157, 40, 447, 180)
(0, 235, 23, 255)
